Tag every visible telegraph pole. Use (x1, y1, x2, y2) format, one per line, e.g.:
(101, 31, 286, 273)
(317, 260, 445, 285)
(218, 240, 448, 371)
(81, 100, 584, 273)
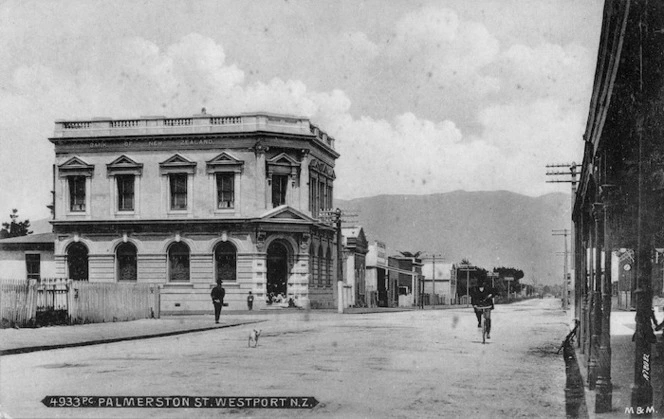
(335, 208, 343, 313)
(546, 163, 578, 318)
(553, 229, 570, 310)
(458, 262, 476, 307)
(421, 253, 444, 303)
(321, 208, 358, 314)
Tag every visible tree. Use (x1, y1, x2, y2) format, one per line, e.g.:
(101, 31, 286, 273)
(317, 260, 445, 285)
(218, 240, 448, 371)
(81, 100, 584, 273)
(399, 250, 423, 259)
(0, 209, 32, 238)
(456, 259, 488, 298)
(493, 266, 525, 295)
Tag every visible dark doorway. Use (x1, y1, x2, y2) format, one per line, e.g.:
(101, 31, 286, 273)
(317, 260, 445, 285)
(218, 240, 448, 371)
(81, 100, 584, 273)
(267, 241, 290, 297)
(67, 242, 89, 281)
(377, 269, 388, 307)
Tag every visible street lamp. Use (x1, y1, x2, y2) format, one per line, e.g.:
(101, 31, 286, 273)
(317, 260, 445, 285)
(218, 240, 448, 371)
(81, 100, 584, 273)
(458, 263, 476, 307)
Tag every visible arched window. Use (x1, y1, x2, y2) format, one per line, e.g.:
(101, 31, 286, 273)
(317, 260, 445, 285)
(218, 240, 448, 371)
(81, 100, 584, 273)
(326, 248, 333, 286)
(67, 242, 89, 281)
(318, 245, 324, 287)
(215, 242, 236, 283)
(168, 242, 190, 282)
(309, 243, 315, 286)
(116, 242, 137, 281)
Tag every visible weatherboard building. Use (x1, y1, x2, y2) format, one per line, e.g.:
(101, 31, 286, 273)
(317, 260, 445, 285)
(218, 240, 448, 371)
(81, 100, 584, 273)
(49, 111, 339, 313)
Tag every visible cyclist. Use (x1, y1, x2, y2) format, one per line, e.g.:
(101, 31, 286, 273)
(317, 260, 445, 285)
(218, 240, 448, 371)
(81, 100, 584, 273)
(470, 278, 496, 338)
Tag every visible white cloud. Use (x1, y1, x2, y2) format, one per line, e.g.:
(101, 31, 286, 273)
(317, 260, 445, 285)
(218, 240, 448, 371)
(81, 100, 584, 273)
(0, 0, 599, 221)
(339, 31, 379, 59)
(491, 42, 594, 106)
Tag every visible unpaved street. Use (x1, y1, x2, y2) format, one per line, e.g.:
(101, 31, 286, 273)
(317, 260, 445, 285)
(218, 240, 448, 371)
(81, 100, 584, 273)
(1, 298, 568, 418)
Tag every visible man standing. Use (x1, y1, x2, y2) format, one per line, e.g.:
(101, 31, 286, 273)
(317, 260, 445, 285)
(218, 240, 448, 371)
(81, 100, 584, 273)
(247, 291, 254, 311)
(211, 281, 225, 323)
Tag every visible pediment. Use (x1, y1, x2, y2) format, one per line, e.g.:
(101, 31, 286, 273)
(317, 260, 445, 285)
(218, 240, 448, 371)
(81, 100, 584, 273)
(160, 153, 195, 166)
(107, 155, 143, 175)
(58, 156, 94, 177)
(59, 156, 93, 170)
(159, 153, 196, 174)
(206, 152, 244, 173)
(267, 152, 299, 167)
(309, 158, 335, 179)
(108, 155, 141, 167)
(260, 205, 315, 223)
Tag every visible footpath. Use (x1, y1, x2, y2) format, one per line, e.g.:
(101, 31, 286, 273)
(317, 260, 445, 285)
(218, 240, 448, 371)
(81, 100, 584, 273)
(575, 310, 664, 418)
(0, 306, 432, 356)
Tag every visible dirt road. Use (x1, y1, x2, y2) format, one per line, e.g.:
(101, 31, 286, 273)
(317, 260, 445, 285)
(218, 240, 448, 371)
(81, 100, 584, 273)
(0, 298, 569, 418)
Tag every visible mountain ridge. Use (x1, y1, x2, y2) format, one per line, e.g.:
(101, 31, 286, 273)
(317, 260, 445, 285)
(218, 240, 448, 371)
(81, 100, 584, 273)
(336, 190, 571, 286)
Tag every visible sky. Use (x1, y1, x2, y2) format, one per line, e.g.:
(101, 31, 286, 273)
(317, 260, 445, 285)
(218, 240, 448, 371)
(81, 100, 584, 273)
(0, 0, 604, 222)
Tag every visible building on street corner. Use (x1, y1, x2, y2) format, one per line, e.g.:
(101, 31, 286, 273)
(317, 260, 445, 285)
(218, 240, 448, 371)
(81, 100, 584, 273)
(48, 111, 340, 314)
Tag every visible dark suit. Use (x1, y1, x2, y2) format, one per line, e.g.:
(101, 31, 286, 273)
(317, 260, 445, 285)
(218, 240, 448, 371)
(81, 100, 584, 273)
(211, 284, 225, 322)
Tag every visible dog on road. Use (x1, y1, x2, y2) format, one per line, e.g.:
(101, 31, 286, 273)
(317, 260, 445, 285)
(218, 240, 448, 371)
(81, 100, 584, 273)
(248, 329, 262, 348)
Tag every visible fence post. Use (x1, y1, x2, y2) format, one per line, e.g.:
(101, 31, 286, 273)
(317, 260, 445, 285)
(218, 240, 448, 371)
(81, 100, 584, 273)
(67, 280, 75, 324)
(27, 279, 38, 326)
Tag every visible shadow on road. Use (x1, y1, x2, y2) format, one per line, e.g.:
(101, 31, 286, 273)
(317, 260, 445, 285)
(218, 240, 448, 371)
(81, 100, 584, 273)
(563, 341, 588, 418)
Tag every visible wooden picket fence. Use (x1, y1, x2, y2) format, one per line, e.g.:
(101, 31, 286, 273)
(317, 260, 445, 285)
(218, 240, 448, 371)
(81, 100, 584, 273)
(0, 278, 160, 328)
(0, 279, 38, 328)
(68, 282, 160, 324)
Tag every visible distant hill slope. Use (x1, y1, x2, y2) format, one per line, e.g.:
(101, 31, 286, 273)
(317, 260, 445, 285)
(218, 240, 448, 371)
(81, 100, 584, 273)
(29, 218, 52, 234)
(336, 190, 571, 286)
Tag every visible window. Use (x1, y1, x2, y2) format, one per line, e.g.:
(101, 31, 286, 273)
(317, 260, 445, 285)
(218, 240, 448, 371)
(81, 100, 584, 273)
(168, 242, 190, 281)
(69, 176, 86, 212)
(318, 245, 324, 287)
(215, 242, 237, 282)
(67, 243, 89, 281)
(318, 181, 326, 212)
(309, 243, 315, 286)
(327, 185, 333, 210)
(216, 173, 235, 209)
(116, 242, 137, 281)
(272, 175, 288, 208)
(309, 176, 317, 217)
(26, 254, 40, 280)
(170, 174, 188, 210)
(312, 244, 319, 286)
(117, 175, 135, 212)
(326, 248, 333, 286)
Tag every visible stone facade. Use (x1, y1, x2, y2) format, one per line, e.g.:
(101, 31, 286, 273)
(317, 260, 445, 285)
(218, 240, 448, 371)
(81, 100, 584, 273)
(49, 112, 339, 314)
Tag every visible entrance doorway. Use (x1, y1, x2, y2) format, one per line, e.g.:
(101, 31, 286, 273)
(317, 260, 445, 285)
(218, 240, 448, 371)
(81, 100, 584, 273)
(266, 241, 290, 297)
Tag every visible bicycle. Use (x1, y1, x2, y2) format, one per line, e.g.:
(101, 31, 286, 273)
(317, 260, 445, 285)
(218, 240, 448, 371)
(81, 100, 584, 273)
(556, 319, 579, 354)
(474, 304, 493, 344)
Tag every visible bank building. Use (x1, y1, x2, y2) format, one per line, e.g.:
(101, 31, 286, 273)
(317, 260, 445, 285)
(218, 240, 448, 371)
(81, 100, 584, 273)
(48, 110, 339, 314)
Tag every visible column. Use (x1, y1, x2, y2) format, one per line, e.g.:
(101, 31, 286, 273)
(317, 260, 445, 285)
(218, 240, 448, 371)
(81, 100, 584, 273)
(588, 203, 603, 390)
(574, 213, 585, 349)
(595, 195, 613, 412)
